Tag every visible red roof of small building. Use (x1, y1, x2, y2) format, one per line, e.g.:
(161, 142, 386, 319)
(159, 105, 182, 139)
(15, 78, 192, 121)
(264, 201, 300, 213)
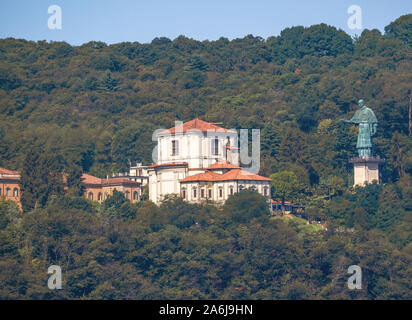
(272, 199, 292, 204)
(159, 118, 236, 135)
(81, 173, 103, 185)
(0, 167, 20, 175)
(103, 177, 137, 185)
(81, 174, 138, 186)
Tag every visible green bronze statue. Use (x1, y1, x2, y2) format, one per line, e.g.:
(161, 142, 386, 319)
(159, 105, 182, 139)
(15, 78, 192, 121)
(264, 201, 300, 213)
(341, 99, 378, 158)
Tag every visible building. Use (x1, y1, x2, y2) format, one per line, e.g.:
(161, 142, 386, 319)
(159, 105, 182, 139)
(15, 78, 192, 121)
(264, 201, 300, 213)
(147, 118, 271, 204)
(82, 174, 142, 203)
(0, 167, 21, 207)
(0, 168, 142, 207)
(0, 119, 272, 208)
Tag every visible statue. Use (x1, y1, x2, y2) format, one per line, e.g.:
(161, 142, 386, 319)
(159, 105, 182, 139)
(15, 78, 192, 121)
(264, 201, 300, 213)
(341, 99, 378, 158)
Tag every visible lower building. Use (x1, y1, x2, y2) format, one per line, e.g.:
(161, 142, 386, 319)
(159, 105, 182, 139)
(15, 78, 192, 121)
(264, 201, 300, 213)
(0, 167, 21, 207)
(0, 168, 142, 207)
(179, 162, 271, 203)
(82, 174, 142, 203)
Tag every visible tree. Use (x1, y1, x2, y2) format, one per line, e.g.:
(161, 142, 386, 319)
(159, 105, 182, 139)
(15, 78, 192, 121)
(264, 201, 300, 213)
(270, 171, 300, 215)
(20, 148, 65, 211)
(223, 189, 270, 223)
(384, 14, 412, 46)
(65, 163, 85, 197)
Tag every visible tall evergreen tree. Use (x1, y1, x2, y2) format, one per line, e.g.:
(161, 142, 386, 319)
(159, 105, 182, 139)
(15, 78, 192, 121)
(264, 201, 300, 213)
(20, 148, 65, 211)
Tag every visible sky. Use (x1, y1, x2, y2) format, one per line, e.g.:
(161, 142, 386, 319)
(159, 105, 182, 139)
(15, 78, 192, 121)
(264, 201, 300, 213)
(0, 0, 411, 45)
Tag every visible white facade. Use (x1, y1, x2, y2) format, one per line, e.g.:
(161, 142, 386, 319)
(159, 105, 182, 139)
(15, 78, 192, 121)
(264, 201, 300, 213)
(146, 119, 270, 205)
(156, 131, 239, 168)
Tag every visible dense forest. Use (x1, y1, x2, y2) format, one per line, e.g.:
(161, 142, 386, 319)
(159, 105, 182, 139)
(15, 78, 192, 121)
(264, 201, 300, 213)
(0, 14, 411, 299)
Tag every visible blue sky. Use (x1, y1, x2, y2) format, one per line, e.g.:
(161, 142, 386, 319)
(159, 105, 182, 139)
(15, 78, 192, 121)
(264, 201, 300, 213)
(0, 0, 411, 45)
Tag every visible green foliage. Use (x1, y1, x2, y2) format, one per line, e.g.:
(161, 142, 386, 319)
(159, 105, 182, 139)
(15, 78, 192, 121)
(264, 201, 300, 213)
(0, 16, 411, 300)
(223, 190, 270, 223)
(20, 148, 65, 211)
(0, 184, 411, 299)
(270, 171, 300, 203)
(0, 17, 411, 184)
(384, 14, 412, 46)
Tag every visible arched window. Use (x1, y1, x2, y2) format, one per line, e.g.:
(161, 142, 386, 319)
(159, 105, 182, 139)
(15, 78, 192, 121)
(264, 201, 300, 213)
(229, 186, 234, 196)
(104, 193, 108, 200)
(133, 191, 139, 200)
(239, 185, 244, 192)
(219, 188, 223, 198)
(125, 191, 130, 200)
(200, 189, 205, 198)
(98, 193, 103, 201)
(193, 188, 197, 199)
(208, 189, 212, 199)
(250, 185, 257, 191)
(181, 188, 186, 199)
(6, 187, 10, 196)
(263, 186, 268, 196)
(88, 192, 93, 200)
(13, 188, 18, 197)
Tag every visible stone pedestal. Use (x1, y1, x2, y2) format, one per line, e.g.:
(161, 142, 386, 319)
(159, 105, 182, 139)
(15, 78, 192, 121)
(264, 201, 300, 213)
(350, 156, 384, 187)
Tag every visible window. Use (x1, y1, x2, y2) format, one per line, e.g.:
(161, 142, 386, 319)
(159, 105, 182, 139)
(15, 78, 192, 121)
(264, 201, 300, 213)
(250, 185, 257, 191)
(212, 138, 219, 155)
(104, 193, 108, 200)
(219, 188, 223, 198)
(264, 187, 268, 196)
(98, 193, 103, 201)
(208, 189, 212, 199)
(88, 192, 93, 200)
(193, 188, 197, 199)
(239, 185, 244, 192)
(181, 189, 186, 199)
(229, 187, 234, 196)
(6, 187, 10, 197)
(133, 191, 138, 200)
(125, 191, 130, 200)
(13, 188, 18, 197)
(200, 189, 205, 198)
(171, 140, 179, 156)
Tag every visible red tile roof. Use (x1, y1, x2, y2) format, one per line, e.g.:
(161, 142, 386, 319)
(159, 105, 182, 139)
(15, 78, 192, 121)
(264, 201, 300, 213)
(272, 199, 292, 204)
(207, 162, 240, 170)
(220, 169, 272, 182)
(159, 118, 236, 135)
(103, 177, 137, 185)
(180, 171, 223, 182)
(0, 167, 20, 175)
(180, 169, 271, 183)
(81, 173, 103, 185)
(81, 174, 138, 186)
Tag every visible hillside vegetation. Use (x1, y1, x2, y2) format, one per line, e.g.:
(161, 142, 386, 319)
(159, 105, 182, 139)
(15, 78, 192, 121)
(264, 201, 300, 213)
(0, 15, 411, 299)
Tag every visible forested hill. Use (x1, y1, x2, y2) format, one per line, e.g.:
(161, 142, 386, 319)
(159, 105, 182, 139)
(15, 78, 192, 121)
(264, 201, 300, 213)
(0, 15, 411, 187)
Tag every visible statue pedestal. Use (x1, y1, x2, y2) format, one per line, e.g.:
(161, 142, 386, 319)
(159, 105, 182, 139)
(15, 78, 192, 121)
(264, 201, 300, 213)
(349, 156, 384, 187)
